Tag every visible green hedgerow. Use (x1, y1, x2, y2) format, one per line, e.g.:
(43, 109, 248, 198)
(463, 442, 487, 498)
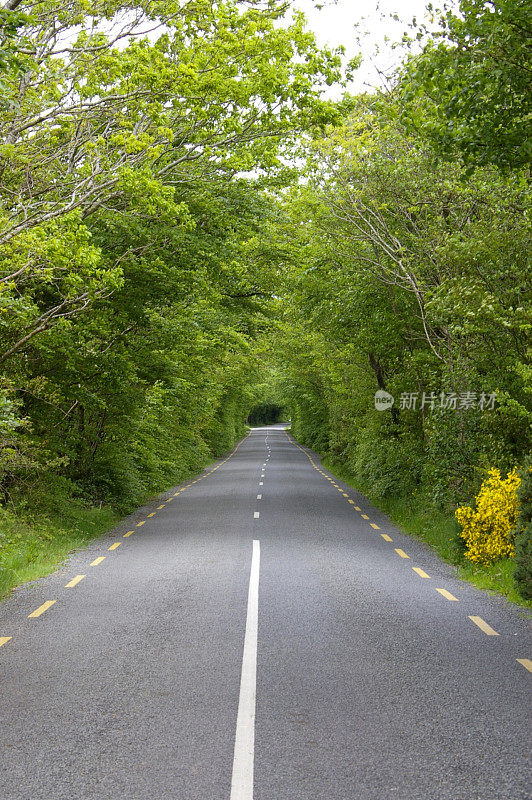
(514, 458, 532, 600)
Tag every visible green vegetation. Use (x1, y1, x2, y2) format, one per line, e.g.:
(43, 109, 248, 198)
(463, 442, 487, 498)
(270, 5, 530, 605)
(0, 0, 530, 602)
(0, 496, 118, 598)
(0, 0, 341, 595)
(514, 459, 532, 600)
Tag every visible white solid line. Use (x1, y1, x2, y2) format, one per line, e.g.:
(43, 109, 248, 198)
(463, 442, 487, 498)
(231, 540, 260, 800)
(254, 511, 260, 518)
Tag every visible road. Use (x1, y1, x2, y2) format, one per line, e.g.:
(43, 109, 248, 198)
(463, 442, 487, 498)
(0, 425, 530, 800)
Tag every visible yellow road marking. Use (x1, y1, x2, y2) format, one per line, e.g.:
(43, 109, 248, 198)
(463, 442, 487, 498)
(354, 506, 361, 511)
(65, 575, 85, 588)
(469, 616, 499, 636)
(516, 659, 532, 673)
(166, 498, 173, 502)
(370, 523, 380, 530)
(136, 521, 145, 527)
(157, 504, 165, 509)
(361, 514, 369, 520)
(381, 534, 393, 542)
(108, 542, 121, 551)
(0, 637, 12, 647)
(174, 492, 180, 496)
(90, 556, 105, 566)
(395, 548, 409, 559)
(348, 499, 355, 504)
(412, 567, 430, 578)
(332, 483, 339, 487)
(147, 512, 156, 517)
(28, 600, 56, 618)
(342, 493, 349, 497)
(123, 531, 134, 537)
(436, 588, 458, 601)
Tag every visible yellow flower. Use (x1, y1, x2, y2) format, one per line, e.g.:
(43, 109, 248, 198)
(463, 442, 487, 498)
(455, 468, 521, 565)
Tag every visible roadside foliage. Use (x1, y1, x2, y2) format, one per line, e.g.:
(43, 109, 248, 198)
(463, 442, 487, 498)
(455, 469, 521, 565)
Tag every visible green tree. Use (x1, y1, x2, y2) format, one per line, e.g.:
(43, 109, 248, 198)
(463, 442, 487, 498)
(400, 0, 532, 170)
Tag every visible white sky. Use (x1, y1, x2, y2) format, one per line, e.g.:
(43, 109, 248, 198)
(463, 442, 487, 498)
(292, 0, 438, 92)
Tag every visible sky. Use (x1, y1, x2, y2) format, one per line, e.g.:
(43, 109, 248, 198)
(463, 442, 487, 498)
(291, 0, 437, 92)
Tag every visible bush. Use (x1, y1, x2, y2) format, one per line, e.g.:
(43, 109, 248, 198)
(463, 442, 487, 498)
(455, 467, 521, 564)
(514, 460, 532, 599)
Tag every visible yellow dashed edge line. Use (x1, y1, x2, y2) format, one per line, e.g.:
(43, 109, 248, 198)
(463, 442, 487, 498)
(395, 548, 410, 559)
(435, 587, 459, 601)
(516, 659, 532, 673)
(287, 432, 385, 536)
(469, 616, 499, 636)
(79, 433, 251, 582)
(65, 575, 85, 588)
(412, 567, 430, 579)
(28, 601, 56, 618)
(284, 434, 520, 655)
(4, 433, 253, 643)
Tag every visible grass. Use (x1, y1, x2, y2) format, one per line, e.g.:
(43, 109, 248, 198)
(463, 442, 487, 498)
(321, 456, 532, 610)
(458, 559, 528, 606)
(0, 499, 119, 600)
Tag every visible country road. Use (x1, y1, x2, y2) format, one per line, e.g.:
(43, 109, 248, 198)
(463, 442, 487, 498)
(0, 425, 530, 800)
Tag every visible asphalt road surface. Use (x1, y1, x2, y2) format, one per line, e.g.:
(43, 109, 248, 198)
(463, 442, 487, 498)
(0, 425, 530, 800)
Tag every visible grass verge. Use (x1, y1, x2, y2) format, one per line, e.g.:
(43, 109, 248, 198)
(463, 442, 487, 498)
(321, 455, 532, 609)
(0, 500, 119, 600)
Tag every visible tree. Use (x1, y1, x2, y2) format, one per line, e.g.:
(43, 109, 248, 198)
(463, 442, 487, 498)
(400, 0, 532, 171)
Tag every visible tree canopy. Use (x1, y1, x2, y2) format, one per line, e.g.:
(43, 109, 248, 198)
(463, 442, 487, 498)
(0, 0, 530, 582)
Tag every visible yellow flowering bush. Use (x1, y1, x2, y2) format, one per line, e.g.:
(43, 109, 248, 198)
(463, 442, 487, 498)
(455, 468, 521, 564)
